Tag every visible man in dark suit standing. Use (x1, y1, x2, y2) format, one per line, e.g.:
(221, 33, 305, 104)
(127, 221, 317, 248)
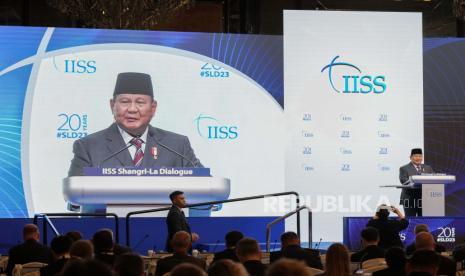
(270, 231, 323, 269)
(156, 231, 206, 276)
(165, 191, 199, 252)
(6, 224, 52, 276)
(399, 148, 434, 217)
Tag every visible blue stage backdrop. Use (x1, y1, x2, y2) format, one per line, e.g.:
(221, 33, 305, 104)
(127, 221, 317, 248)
(344, 216, 464, 251)
(423, 38, 465, 216)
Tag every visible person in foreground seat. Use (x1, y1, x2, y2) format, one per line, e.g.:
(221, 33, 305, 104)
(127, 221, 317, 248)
(350, 227, 385, 262)
(156, 231, 206, 276)
(113, 253, 144, 276)
(372, 247, 406, 276)
(413, 232, 455, 276)
(270, 231, 323, 269)
(212, 230, 244, 263)
(405, 224, 446, 256)
(208, 259, 248, 276)
(319, 243, 351, 276)
(171, 263, 207, 276)
(266, 258, 314, 276)
(236, 237, 267, 276)
(6, 224, 52, 276)
(40, 235, 73, 276)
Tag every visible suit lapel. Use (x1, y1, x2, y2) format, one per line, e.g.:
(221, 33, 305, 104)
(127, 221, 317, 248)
(142, 126, 163, 167)
(105, 123, 133, 167)
(408, 163, 417, 175)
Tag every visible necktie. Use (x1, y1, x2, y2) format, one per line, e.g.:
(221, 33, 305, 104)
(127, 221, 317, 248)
(130, 138, 144, 166)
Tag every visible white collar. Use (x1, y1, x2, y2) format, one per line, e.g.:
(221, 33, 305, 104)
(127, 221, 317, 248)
(117, 125, 149, 145)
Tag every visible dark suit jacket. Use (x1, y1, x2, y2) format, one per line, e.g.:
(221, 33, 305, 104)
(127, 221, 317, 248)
(40, 257, 68, 276)
(366, 218, 409, 249)
(165, 205, 191, 252)
(6, 239, 53, 276)
(437, 255, 456, 276)
(372, 267, 406, 276)
(213, 248, 239, 263)
(155, 253, 206, 276)
(94, 252, 116, 267)
(270, 245, 323, 269)
(399, 162, 434, 203)
(350, 245, 385, 262)
(68, 123, 202, 176)
(242, 260, 267, 276)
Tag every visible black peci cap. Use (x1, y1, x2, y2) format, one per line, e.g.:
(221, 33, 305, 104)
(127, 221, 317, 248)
(113, 72, 153, 98)
(411, 148, 423, 156)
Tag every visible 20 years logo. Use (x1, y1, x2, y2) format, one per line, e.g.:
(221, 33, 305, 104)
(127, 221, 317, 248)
(56, 113, 88, 139)
(321, 55, 386, 94)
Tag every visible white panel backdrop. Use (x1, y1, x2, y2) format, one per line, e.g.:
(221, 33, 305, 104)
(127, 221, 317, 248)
(284, 11, 423, 242)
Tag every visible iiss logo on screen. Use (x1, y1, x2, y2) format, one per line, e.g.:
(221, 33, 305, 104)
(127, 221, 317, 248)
(53, 56, 96, 74)
(321, 55, 386, 94)
(194, 114, 238, 140)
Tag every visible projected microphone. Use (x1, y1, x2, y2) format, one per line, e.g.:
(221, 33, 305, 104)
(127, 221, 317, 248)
(211, 239, 221, 253)
(314, 238, 322, 250)
(98, 141, 134, 168)
(154, 139, 201, 167)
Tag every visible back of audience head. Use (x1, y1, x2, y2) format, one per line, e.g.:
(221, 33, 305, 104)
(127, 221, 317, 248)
(225, 230, 244, 248)
(415, 232, 435, 251)
(280, 231, 300, 248)
(361, 227, 379, 246)
(114, 253, 144, 276)
(325, 243, 350, 276)
(407, 249, 440, 276)
(171, 263, 207, 276)
(172, 231, 191, 253)
(385, 247, 406, 269)
(51, 235, 73, 257)
(70, 240, 94, 259)
(236, 237, 261, 262)
(208, 259, 248, 276)
(62, 258, 113, 276)
(23, 223, 40, 241)
(66, 231, 83, 242)
(92, 229, 114, 253)
(375, 204, 391, 220)
(414, 224, 429, 235)
(266, 258, 313, 276)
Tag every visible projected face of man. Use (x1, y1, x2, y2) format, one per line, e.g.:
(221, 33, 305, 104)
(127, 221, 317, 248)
(110, 94, 157, 136)
(410, 154, 423, 166)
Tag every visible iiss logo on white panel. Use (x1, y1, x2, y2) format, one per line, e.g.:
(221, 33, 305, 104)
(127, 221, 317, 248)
(320, 55, 387, 94)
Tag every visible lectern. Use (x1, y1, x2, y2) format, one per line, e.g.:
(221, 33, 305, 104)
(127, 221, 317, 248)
(381, 174, 455, 216)
(63, 167, 230, 215)
(410, 175, 455, 216)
